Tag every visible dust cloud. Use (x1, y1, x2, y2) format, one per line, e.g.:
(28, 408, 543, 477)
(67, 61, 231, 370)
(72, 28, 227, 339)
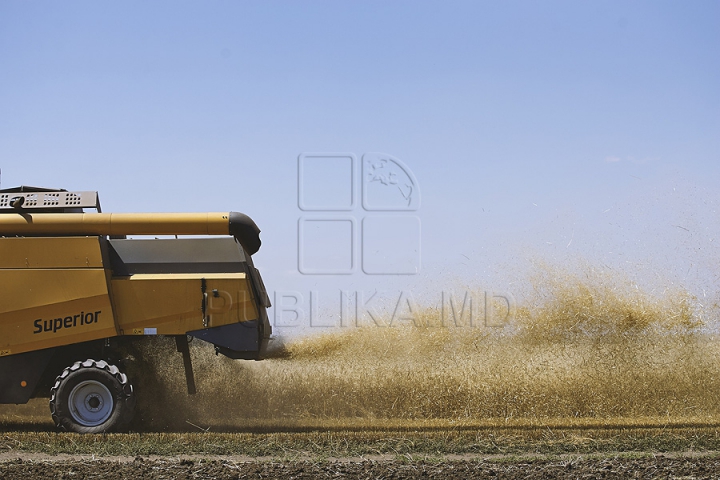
(129, 263, 720, 430)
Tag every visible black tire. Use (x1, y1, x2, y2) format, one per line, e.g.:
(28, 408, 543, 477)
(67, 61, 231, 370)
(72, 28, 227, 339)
(49, 359, 136, 433)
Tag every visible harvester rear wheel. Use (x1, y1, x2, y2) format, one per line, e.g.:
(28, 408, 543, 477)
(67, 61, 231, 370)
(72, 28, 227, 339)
(50, 359, 135, 433)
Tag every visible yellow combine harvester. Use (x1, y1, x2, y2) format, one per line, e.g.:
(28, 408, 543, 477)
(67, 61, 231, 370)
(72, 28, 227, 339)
(0, 186, 271, 432)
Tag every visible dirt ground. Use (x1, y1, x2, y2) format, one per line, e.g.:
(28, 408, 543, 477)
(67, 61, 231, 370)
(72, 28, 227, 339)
(2, 454, 720, 479)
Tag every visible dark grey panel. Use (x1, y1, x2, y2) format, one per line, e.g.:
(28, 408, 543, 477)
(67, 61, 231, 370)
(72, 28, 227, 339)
(108, 237, 248, 275)
(0, 348, 56, 404)
(187, 321, 260, 360)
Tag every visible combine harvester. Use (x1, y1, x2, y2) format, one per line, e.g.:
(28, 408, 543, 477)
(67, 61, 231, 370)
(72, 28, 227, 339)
(0, 186, 271, 432)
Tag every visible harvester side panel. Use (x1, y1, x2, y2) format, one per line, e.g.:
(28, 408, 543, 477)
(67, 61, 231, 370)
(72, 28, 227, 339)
(107, 237, 270, 358)
(0, 237, 117, 357)
(0, 237, 104, 268)
(110, 273, 259, 335)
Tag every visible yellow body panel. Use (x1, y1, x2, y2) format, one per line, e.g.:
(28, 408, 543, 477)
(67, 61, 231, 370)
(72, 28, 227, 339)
(111, 273, 259, 335)
(0, 236, 118, 355)
(0, 237, 104, 269)
(0, 294, 116, 355)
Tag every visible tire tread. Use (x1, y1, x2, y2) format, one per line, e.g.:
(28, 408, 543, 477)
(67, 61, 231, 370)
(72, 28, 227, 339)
(49, 359, 135, 433)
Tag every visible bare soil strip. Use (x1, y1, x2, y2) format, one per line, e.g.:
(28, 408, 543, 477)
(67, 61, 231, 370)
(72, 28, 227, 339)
(3, 454, 720, 479)
(4, 423, 720, 477)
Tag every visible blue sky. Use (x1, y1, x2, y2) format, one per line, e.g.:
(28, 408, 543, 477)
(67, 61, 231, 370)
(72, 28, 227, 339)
(1, 1, 718, 331)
